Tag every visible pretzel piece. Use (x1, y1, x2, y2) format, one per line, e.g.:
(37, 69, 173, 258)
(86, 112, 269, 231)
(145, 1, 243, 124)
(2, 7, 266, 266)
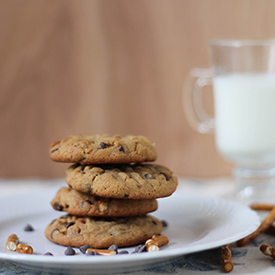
(6, 234, 19, 251)
(220, 244, 234, 273)
(145, 235, 169, 252)
(250, 203, 274, 211)
(236, 206, 275, 247)
(260, 244, 275, 258)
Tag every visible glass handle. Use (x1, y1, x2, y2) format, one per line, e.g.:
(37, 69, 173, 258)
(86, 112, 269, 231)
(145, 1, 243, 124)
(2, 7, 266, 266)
(183, 68, 215, 134)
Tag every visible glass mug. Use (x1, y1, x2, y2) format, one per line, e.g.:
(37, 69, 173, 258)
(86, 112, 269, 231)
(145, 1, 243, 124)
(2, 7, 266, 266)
(184, 39, 275, 203)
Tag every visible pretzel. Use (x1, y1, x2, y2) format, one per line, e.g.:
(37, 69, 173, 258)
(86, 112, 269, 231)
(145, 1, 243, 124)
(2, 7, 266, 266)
(260, 244, 275, 259)
(145, 235, 169, 252)
(16, 243, 33, 254)
(236, 206, 275, 247)
(220, 244, 233, 273)
(6, 234, 19, 251)
(85, 248, 116, 256)
(266, 224, 275, 235)
(250, 203, 274, 211)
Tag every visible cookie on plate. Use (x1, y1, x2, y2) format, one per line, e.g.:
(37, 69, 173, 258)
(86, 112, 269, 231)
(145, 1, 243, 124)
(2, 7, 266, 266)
(49, 134, 157, 164)
(51, 187, 158, 217)
(45, 214, 163, 248)
(66, 163, 178, 199)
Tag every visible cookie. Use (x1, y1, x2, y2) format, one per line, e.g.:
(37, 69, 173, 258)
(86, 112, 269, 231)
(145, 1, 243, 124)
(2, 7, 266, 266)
(51, 187, 158, 217)
(49, 134, 157, 164)
(66, 163, 178, 199)
(45, 214, 163, 248)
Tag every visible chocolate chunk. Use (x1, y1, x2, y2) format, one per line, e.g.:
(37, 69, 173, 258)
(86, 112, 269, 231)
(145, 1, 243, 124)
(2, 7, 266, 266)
(65, 246, 76, 256)
(118, 250, 129, 254)
(161, 220, 168, 227)
(65, 222, 75, 228)
(80, 245, 93, 254)
(160, 172, 169, 181)
(44, 252, 54, 256)
(132, 244, 146, 253)
(98, 142, 109, 149)
(53, 202, 63, 211)
(24, 223, 34, 232)
(50, 229, 59, 240)
(118, 146, 125, 153)
(108, 244, 118, 253)
(50, 147, 59, 154)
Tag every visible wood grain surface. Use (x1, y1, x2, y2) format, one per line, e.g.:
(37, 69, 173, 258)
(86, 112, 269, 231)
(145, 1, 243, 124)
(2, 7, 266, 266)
(1, 0, 275, 178)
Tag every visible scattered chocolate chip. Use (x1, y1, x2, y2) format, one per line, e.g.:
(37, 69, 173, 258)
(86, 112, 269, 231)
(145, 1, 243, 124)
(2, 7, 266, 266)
(118, 146, 125, 153)
(53, 202, 63, 211)
(44, 252, 54, 256)
(86, 250, 101, 256)
(98, 142, 109, 149)
(118, 250, 129, 254)
(65, 246, 76, 256)
(65, 222, 74, 228)
(161, 220, 168, 227)
(79, 245, 93, 254)
(132, 244, 146, 253)
(24, 223, 34, 232)
(160, 172, 169, 181)
(152, 221, 157, 225)
(50, 147, 59, 154)
(108, 244, 118, 253)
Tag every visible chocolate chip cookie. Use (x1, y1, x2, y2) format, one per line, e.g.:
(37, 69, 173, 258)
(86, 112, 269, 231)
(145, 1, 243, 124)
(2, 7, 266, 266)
(45, 214, 163, 248)
(66, 163, 178, 199)
(49, 134, 157, 164)
(51, 187, 158, 217)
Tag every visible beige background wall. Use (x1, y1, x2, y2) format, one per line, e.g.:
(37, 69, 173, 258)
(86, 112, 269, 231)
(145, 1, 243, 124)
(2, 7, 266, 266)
(1, 0, 275, 178)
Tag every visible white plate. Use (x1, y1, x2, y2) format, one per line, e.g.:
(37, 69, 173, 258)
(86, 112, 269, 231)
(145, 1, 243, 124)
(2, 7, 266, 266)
(0, 187, 260, 274)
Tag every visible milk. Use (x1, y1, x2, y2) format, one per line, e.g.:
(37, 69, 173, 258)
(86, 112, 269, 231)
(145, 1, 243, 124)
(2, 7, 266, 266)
(213, 73, 275, 165)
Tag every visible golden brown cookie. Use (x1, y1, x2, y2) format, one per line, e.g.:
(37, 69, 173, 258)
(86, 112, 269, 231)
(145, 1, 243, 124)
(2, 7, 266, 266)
(49, 134, 157, 164)
(66, 163, 178, 199)
(51, 187, 158, 217)
(45, 214, 163, 248)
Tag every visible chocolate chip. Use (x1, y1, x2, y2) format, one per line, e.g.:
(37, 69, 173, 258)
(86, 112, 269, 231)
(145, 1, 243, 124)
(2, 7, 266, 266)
(50, 229, 59, 240)
(65, 246, 76, 256)
(79, 245, 93, 254)
(50, 147, 59, 154)
(24, 223, 34, 232)
(108, 244, 118, 253)
(44, 252, 54, 256)
(53, 202, 63, 211)
(132, 244, 146, 253)
(118, 250, 129, 254)
(160, 172, 169, 181)
(152, 220, 157, 225)
(65, 222, 74, 228)
(161, 220, 168, 227)
(118, 146, 125, 153)
(98, 142, 109, 149)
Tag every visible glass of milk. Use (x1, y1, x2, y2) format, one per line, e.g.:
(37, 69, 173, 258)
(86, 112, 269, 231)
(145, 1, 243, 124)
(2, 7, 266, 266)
(184, 39, 275, 203)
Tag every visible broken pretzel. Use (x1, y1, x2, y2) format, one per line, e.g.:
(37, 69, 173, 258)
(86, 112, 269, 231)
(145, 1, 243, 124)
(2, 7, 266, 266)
(236, 206, 275, 247)
(220, 244, 234, 273)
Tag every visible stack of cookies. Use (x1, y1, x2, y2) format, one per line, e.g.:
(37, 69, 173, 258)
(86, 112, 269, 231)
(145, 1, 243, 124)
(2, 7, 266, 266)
(45, 134, 178, 249)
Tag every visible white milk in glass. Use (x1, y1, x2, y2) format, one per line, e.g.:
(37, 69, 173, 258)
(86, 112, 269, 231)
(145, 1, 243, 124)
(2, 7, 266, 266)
(213, 73, 275, 164)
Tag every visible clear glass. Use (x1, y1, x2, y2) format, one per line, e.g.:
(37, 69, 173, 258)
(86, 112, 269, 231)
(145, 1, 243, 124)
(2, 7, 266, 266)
(184, 39, 275, 204)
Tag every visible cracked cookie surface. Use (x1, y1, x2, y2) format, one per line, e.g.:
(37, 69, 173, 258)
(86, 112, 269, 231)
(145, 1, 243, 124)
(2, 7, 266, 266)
(51, 187, 158, 217)
(66, 163, 178, 199)
(49, 134, 157, 164)
(45, 214, 163, 248)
